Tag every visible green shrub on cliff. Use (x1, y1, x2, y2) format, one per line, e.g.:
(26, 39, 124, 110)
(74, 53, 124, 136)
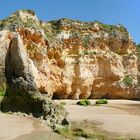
(123, 76, 133, 86)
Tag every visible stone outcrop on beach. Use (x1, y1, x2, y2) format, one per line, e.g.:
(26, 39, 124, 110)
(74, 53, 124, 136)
(0, 9, 140, 104)
(0, 31, 67, 128)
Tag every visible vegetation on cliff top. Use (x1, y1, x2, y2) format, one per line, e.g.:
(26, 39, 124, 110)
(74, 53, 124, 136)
(0, 10, 42, 31)
(45, 17, 130, 49)
(0, 10, 129, 43)
(48, 18, 127, 33)
(48, 18, 129, 37)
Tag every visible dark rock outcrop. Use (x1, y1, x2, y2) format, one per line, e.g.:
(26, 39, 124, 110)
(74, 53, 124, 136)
(1, 34, 67, 128)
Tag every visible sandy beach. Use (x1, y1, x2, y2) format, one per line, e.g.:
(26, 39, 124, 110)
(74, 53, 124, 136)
(0, 112, 49, 140)
(0, 112, 66, 140)
(55, 100, 140, 139)
(0, 100, 140, 140)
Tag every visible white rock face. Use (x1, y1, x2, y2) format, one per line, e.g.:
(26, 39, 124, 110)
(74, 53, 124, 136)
(57, 31, 71, 40)
(0, 31, 11, 91)
(15, 27, 139, 100)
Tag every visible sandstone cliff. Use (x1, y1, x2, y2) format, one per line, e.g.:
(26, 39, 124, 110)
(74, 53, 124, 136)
(0, 10, 140, 100)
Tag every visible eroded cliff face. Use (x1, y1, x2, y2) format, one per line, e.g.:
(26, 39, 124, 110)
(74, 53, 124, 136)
(0, 30, 67, 129)
(0, 10, 140, 100)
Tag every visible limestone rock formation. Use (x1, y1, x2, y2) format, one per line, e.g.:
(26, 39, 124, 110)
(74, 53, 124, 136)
(0, 31, 67, 128)
(0, 31, 11, 92)
(0, 10, 140, 101)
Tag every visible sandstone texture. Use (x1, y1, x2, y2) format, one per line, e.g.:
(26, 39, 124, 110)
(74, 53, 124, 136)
(0, 31, 67, 128)
(0, 10, 140, 101)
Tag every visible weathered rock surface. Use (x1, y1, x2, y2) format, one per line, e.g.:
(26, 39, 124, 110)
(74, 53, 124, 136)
(0, 31, 11, 92)
(0, 10, 140, 101)
(0, 32, 67, 128)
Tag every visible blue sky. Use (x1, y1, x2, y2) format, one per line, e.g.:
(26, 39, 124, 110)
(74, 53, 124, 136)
(0, 0, 139, 43)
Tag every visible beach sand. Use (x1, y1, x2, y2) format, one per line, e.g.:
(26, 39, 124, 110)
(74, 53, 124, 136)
(1, 100, 140, 140)
(55, 100, 140, 139)
(0, 112, 48, 140)
(0, 112, 66, 140)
